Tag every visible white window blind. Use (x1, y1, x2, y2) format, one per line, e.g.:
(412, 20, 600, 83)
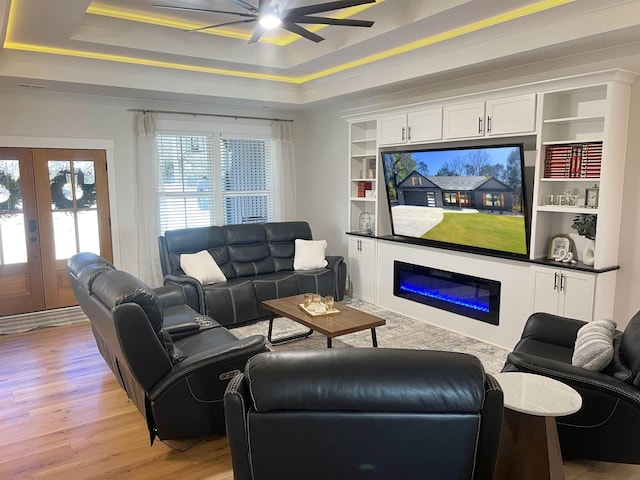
(156, 132, 273, 233)
(157, 134, 215, 232)
(220, 137, 273, 225)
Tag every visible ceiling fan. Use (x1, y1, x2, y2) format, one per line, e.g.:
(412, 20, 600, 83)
(153, 0, 376, 43)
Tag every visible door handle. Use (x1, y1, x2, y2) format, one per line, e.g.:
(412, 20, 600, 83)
(401, 127, 406, 142)
(478, 117, 483, 134)
(559, 273, 565, 291)
(487, 116, 492, 133)
(553, 272, 558, 290)
(407, 126, 412, 141)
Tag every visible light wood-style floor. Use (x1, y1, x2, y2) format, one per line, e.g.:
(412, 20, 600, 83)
(2, 323, 640, 480)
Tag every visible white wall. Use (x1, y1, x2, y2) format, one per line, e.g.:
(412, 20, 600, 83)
(615, 80, 640, 327)
(293, 110, 349, 258)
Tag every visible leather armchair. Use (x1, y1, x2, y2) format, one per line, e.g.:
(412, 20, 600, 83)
(68, 252, 267, 443)
(502, 311, 640, 463)
(224, 348, 504, 480)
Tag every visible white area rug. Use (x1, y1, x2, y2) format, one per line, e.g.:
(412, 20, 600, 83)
(232, 297, 509, 375)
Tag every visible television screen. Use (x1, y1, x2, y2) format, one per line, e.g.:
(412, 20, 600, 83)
(381, 143, 530, 259)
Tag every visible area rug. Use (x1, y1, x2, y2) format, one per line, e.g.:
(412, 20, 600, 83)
(231, 297, 509, 375)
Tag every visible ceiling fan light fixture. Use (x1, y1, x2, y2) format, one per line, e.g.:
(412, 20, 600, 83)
(259, 13, 281, 30)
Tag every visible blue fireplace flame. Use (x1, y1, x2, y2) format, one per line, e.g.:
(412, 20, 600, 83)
(398, 282, 490, 312)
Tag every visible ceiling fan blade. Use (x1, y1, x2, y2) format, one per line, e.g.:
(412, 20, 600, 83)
(282, 22, 325, 43)
(185, 18, 257, 33)
(248, 26, 266, 44)
(284, 0, 375, 17)
(288, 15, 374, 27)
(152, 5, 255, 18)
(230, 0, 260, 14)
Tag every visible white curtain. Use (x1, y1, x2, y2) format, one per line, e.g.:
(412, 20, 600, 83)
(134, 111, 163, 287)
(272, 120, 297, 221)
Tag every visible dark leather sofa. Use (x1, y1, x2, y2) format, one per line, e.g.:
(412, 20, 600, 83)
(158, 221, 347, 327)
(67, 252, 266, 443)
(224, 348, 504, 480)
(503, 311, 640, 463)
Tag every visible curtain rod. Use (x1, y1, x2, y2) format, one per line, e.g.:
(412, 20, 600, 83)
(128, 108, 293, 123)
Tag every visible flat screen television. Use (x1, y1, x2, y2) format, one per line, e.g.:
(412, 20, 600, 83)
(380, 143, 530, 259)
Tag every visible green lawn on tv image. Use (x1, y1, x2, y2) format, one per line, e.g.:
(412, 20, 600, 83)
(422, 212, 527, 255)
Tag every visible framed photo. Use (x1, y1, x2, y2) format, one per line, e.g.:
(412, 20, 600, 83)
(547, 234, 572, 260)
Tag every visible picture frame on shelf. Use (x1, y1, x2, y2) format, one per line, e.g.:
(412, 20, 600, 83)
(547, 234, 573, 260)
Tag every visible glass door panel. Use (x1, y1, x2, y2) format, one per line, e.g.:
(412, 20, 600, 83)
(0, 160, 28, 264)
(0, 149, 45, 316)
(33, 149, 112, 310)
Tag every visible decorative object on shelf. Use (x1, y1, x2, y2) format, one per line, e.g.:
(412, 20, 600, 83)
(571, 214, 597, 266)
(359, 212, 372, 234)
(571, 214, 597, 239)
(563, 190, 579, 207)
(585, 185, 600, 208)
(547, 234, 574, 260)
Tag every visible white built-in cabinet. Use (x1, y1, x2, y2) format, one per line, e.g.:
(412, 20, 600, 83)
(345, 71, 634, 316)
(378, 108, 443, 146)
(529, 79, 632, 271)
(348, 236, 377, 303)
(530, 266, 595, 321)
(442, 93, 536, 139)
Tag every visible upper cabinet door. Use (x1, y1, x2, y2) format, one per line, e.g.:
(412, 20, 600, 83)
(486, 93, 536, 136)
(408, 108, 443, 143)
(378, 114, 407, 146)
(443, 101, 486, 139)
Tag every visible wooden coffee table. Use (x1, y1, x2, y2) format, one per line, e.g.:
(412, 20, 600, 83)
(262, 294, 385, 348)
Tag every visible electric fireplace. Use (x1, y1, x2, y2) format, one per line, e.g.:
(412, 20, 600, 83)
(393, 261, 501, 325)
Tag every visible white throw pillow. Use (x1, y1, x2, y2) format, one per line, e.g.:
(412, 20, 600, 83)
(293, 239, 328, 271)
(180, 250, 227, 285)
(572, 319, 617, 371)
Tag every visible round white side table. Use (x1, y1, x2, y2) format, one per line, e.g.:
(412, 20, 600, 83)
(493, 372, 582, 480)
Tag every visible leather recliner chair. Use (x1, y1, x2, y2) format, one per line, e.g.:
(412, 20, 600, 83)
(67, 252, 267, 443)
(224, 348, 504, 480)
(503, 310, 640, 464)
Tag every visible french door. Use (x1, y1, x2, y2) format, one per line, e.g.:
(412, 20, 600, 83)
(0, 148, 112, 316)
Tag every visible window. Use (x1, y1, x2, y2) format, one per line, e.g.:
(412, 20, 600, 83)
(443, 192, 458, 205)
(156, 133, 273, 233)
(484, 193, 503, 207)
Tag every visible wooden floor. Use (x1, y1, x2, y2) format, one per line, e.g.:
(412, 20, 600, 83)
(2, 323, 640, 480)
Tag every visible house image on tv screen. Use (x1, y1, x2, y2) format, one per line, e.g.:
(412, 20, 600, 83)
(396, 171, 513, 212)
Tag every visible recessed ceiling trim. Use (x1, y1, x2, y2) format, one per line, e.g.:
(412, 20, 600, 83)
(3, 0, 575, 85)
(86, 1, 382, 47)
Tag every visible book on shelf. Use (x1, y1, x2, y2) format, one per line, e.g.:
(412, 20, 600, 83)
(544, 142, 602, 179)
(357, 181, 373, 197)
